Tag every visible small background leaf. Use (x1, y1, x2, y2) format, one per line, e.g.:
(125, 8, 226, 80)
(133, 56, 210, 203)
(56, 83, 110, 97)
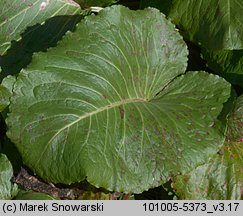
(0, 0, 81, 55)
(0, 153, 18, 199)
(142, 0, 243, 50)
(0, 76, 16, 112)
(0, 15, 83, 82)
(14, 190, 57, 200)
(202, 49, 243, 88)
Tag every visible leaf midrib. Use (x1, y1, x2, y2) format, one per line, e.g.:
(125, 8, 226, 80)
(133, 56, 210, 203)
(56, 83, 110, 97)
(48, 97, 147, 142)
(34, 97, 148, 166)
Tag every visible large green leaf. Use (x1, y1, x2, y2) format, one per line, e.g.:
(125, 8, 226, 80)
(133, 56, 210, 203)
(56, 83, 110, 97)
(0, 153, 18, 199)
(173, 95, 243, 199)
(202, 49, 243, 87)
(6, 6, 230, 193)
(155, 0, 243, 50)
(0, 0, 81, 55)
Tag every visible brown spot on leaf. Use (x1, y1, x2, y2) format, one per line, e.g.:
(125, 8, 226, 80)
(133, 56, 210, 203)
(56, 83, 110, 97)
(118, 106, 124, 119)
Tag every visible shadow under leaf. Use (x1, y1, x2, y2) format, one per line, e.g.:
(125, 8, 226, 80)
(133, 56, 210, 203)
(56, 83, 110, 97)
(0, 15, 83, 82)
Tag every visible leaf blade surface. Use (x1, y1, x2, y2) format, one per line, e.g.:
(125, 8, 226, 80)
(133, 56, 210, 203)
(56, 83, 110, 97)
(6, 6, 231, 193)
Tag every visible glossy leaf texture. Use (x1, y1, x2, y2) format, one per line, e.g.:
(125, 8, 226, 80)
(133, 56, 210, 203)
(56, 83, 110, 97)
(0, 0, 81, 55)
(6, 6, 231, 193)
(148, 0, 243, 50)
(0, 154, 18, 199)
(173, 95, 243, 200)
(202, 49, 243, 87)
